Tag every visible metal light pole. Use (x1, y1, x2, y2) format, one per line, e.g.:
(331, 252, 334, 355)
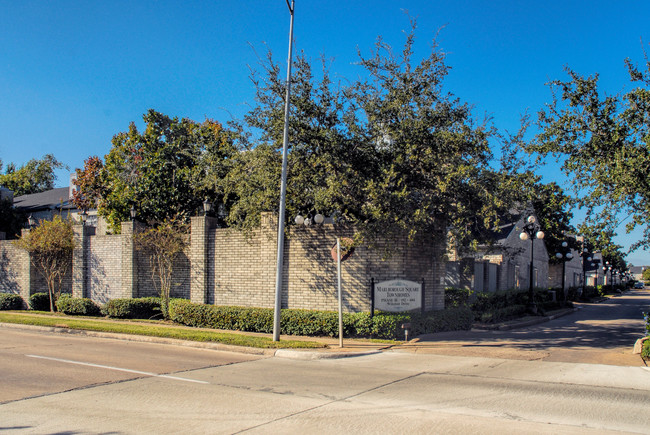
(519, 215, 544, 314)
(555, 241, 573, 304)
(273, 0, 295, 342)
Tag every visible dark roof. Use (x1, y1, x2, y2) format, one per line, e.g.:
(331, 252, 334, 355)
(13, 187, 73, 212)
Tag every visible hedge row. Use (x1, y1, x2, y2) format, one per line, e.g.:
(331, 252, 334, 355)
(168, 299, 474, 340)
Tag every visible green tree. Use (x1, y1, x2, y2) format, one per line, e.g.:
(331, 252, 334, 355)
(578, 222, 627, 271)
(77, 110, 236, 233)
(132, 215, 188, 319)
(0, 154, 66, 196)
(528, 50, 650, 250)
(0, 198, 25, 239)
(13, 215, 75, 312)
(237, 22, 523, 250)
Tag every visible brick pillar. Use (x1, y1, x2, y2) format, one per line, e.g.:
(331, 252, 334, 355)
(260, 212, 280, 308)
(18, 229, 36, 300)
(121, 221, 139, 298)
(72, 224, 90, 298)
(190, 216, 217, 304)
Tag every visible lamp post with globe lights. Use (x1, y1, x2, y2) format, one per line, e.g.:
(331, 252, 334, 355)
(519, 215, 545, 314)
(581, 247, 592, 297)
(555, 241, 573, 304)
(603, 261, 612, 288)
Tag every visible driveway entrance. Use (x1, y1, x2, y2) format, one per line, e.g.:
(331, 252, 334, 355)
(400, 289, 650, 366)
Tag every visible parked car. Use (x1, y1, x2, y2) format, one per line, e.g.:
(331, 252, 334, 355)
(634, 281, 645, 289)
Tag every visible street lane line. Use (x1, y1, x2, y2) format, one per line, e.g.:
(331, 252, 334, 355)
(25, 354, 209, 384)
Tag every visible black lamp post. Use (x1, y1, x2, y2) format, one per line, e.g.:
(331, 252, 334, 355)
(203, 199, 212, 216)
(603, 261, 612, 288)
(80, 209, 88, 226)
(519, 215, 545, 314)
(581, 247, 592, 296)
(130, 206, 136, 221)
(555, 241, 573, 304)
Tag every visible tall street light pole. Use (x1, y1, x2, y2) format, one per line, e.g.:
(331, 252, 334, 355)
(519, 215, 544, 314)
(273, 0, 295, 342)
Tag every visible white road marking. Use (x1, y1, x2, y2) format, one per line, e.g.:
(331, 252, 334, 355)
(25, 354, 209, 384)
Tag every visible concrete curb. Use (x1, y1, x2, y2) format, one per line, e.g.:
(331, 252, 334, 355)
(274, 348, 383, 360)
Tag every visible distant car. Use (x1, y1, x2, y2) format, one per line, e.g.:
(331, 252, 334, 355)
(634, 281, 645, 289)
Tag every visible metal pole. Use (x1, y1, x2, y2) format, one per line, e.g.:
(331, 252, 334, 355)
(561, 259, 567, 304)
(273, 0, 295, 342)
(529, 238, 536, 313)
(337, 237, 343, 348)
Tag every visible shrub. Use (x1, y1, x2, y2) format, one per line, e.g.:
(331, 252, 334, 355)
(103, 297, 162, 319)
(168, 299, 474, 340)
(643, 340, 650, 360)
(644, 312, 649, 336)
(29, 292, 52, 311)
(478, 305, 527, 323)
(0, 293, 24, 310)
(445, 287, 473, 307)
(55, 294, 101, 316)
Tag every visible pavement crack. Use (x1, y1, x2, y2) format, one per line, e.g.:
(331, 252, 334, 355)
(232, 372, 428, 434)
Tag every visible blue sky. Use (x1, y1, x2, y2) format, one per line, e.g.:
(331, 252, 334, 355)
(1, 1, 649, 264)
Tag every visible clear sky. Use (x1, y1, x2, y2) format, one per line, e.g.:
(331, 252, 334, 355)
(1, 1, 649, 264)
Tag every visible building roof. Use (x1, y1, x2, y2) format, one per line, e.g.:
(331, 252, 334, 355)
(13, 187, 73, 213)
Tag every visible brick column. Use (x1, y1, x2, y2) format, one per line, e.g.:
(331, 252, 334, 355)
(18, 229, 36, 300)
(121, 221, 139, 298)
(72, 224, 90, 298)
(190, 216, 217, 304)
(260, 212, 280, 308)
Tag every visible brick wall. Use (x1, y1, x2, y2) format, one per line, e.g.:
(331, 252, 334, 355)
(1, 215, 447, 312)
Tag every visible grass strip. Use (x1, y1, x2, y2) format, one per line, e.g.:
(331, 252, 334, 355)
(0, 312, 325, 349)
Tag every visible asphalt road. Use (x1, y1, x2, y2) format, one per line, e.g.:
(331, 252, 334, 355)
(0, 328, 263, 404)
(2, 327, 650, 433)
(403, 289, 650, 365)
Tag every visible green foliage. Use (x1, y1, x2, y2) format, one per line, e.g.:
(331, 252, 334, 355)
(578, 222, 627, 271)
(643, 340, 650, 360)
(478, 305, 528, 323)
(14, 215, 75, 312)
(29, 292, 51, 311)
(0, 293, 24, 310)
(644, 312, 649, 336)
(168, 299, 474, 340)
(530, 52, 650, 250)
(0, 198, 25, 239)
(80, 110, 237, 233)
(0, 154, 66, 196)
(234, 22, 528, 250)
(445, 287, 473, 307)
(103, 297, 161, 319)
(55, 294, 101, 316)
(0, 311, 323, 349)
(133, 217, 189, 319)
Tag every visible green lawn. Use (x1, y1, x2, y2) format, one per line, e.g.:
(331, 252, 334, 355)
(0, 311, 325, 349)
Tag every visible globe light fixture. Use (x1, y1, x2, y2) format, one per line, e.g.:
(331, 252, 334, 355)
(520, 215, 544, 314)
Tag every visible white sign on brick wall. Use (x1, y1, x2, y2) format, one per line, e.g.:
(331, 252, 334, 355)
(375, 279, 422, 312)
